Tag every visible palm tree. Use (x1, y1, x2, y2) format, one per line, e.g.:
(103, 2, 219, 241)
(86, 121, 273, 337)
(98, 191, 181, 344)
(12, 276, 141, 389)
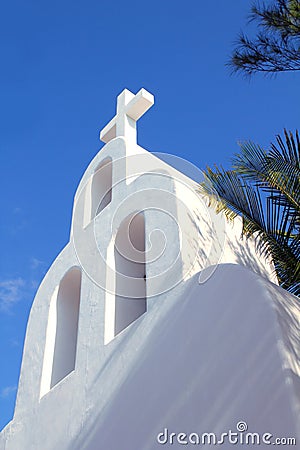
(229, 0, 300, 76)
(202, 129, 300, 297)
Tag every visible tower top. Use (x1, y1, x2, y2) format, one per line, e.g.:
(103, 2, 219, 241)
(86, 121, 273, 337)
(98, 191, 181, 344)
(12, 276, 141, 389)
(100, 88, 154, 146)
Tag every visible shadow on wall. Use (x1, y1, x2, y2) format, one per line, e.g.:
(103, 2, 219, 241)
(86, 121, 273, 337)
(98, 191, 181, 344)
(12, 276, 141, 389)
(188, 204, 275, 281)
(68, 265, 299, 450)
(227, 233, 276, 281)
(186, 208, 224, 276)
(268, 282, 300, 381)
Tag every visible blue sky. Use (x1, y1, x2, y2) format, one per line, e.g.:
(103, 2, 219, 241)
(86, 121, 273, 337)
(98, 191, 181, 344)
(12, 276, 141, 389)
(0, 0, 299, 430)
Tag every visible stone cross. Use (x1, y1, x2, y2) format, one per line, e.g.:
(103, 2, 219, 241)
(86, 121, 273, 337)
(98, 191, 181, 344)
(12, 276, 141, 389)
(100, 88, 154, 146)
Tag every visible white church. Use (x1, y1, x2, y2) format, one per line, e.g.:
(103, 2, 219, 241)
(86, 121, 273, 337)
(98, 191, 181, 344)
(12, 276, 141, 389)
(1, 89, 299, 449)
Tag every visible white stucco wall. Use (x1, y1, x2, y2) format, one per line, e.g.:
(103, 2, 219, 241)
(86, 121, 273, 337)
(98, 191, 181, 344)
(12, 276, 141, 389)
(1, 136, 298, 450)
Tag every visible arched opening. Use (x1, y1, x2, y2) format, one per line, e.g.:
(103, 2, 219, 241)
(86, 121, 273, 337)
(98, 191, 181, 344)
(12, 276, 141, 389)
(50, 267, 81, 388)
(91, 158, 112, 219)
(114, 212, 146, 337)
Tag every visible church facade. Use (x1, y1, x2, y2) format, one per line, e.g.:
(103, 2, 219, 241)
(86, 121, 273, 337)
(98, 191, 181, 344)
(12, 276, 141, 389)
(1, 89, 299, 450)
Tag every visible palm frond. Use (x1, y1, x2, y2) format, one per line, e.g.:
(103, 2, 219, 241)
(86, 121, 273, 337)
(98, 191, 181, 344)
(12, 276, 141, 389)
(269, 129, 300, 166)
(201, 129, 300, 297)
(233, 132, 300, 213)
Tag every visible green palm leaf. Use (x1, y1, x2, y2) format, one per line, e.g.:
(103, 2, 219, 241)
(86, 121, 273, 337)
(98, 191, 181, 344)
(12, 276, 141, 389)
(201, 129, 300, 297)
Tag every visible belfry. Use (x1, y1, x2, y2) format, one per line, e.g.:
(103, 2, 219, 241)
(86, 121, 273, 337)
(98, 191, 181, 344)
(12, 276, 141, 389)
(1, 89, 299, 450)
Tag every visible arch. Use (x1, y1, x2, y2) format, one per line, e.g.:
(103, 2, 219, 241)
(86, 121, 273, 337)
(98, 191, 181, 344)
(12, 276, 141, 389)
(84, 157, 112, 227)
(114, 212, 147, 337)
(40, 267, 82, 396)
(91, 158, 112, 219)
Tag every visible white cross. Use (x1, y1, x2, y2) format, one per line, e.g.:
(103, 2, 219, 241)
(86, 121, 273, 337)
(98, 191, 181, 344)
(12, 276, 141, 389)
(100, 88, 154, 145)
